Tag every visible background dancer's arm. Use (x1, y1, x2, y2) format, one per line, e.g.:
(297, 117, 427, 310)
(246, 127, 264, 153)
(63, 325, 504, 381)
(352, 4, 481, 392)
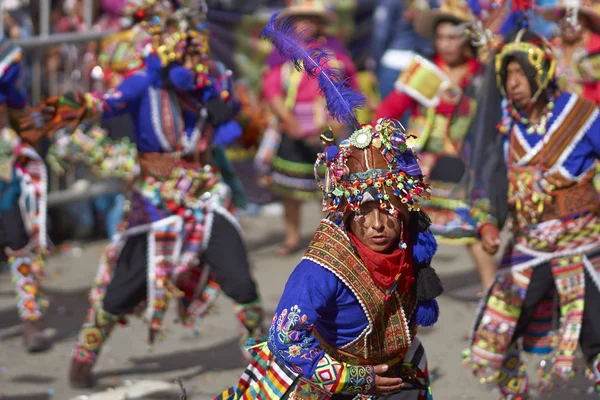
(85, 73, 149, 119)
(268, 261, 402, 395)
(42, 75, 147, 178)
(470, 183, 500, 254)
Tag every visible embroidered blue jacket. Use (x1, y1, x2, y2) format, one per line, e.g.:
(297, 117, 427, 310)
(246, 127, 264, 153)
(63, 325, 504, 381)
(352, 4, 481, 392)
(91, 57, 241, 154)
(267, 259, 369, 379)
(502, 93, 600, 179)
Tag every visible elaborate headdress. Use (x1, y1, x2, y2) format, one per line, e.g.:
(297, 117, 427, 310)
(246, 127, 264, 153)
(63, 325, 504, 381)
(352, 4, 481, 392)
(261, 13, 442, 326)
(124, 0, 211, 68)
(494, 28, 556, 102)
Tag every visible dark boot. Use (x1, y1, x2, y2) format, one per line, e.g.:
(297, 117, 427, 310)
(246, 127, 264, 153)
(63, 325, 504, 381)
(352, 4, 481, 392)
(69, 355, 95, 388)
(22, 319, 51, 353)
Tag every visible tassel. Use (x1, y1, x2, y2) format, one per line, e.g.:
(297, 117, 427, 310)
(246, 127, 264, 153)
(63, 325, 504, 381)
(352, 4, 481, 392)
(415, 263, 444, 301)
(412, 229, 437, 264)
(416, 210, 432, 231)
(414, 299, 439, 327)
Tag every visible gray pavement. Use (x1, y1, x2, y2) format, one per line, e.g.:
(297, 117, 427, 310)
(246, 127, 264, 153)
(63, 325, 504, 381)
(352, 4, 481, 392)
(0, 203, 595, 399)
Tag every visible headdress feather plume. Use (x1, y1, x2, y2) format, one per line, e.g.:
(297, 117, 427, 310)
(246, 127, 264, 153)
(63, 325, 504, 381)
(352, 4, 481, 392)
(260, 13, 365, 129)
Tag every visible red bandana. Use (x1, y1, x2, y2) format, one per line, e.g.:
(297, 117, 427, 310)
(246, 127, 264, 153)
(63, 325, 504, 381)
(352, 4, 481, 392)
(348, 232, 414, 291)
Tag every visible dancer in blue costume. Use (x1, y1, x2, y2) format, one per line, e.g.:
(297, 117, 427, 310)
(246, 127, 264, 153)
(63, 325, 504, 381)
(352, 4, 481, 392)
(0, 36, 52, 353)
(41, 2, 265, 388)
(463, 27, 600, 398)
(215, 14, 443, 400)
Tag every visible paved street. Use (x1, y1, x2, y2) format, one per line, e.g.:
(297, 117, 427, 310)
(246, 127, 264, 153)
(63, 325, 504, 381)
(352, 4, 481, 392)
(0, 203, 594, 400)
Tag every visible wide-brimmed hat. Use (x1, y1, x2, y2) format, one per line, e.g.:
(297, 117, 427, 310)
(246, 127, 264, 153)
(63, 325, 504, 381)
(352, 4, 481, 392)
(540, 0, 600, 35)
(278, 0, 334, 22)
(414, 0, 475, 40)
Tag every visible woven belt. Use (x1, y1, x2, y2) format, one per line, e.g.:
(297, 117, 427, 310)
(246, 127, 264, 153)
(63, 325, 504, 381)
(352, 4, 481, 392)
(137, 152, 210, 179)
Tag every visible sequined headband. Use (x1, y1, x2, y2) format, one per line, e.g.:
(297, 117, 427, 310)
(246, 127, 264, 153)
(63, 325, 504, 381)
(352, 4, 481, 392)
(315, 118, 431, 222)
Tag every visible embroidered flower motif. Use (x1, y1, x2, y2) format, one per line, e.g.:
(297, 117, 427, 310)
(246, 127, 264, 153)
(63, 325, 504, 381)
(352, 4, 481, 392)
(268, 305, 316, 362)
(288, 345, 302, 357)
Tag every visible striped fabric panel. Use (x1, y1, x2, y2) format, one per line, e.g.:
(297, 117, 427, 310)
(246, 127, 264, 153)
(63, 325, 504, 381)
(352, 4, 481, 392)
(214, 345, 297, 400)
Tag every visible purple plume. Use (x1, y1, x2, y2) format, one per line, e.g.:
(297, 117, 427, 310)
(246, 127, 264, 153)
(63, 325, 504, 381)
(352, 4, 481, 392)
(260, 13, 365, 130)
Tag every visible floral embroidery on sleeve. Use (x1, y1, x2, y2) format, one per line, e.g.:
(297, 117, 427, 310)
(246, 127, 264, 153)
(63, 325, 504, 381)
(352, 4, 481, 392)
(268, 305, 319, 371)
(267, 305, 376, 395)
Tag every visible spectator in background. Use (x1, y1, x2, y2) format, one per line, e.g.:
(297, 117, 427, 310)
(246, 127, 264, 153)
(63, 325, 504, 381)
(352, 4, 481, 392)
(2, 0, 34, 39)
(56, 0, 87, 33)
(541, 0, 600, 105)
(93, 0, 127, 32)
(369, 0, 437, 100)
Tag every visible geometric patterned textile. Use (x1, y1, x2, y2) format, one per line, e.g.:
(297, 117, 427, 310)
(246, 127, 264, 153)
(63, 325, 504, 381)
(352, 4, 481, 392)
(11, 255, 47, 321)
(73, 304, 119, 366)
(465, 215, 600, 397)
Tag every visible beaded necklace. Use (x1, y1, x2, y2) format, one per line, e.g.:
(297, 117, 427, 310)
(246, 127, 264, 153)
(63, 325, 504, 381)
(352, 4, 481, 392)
(505, 99, 555, 135)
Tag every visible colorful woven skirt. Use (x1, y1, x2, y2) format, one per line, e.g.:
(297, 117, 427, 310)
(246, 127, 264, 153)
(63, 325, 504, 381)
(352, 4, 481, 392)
(464, 213, 600, 397)
(420, 179, 477, 244)
(270, 135, 323, 201)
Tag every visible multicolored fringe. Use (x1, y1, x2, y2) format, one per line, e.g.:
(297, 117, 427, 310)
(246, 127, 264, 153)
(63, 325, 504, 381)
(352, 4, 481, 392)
(178, 274, 220, 326)
(214, 343, 298, 400)
(464, 226, 597, 397)
(73, 304, 119, 366)
(217, 337, 433, 400)
(147, 216, 184, 343)
(88, 241, 123, 309)
(47, 123, 137, 181)
(10, 256, 47, 321)
(4, 132, 50, 322)
(174, 217, 221, 326)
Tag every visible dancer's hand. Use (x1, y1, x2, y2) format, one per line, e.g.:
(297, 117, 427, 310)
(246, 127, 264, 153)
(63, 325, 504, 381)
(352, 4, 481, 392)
(480, 224, 501, 254)
(371, 364, 404, 395)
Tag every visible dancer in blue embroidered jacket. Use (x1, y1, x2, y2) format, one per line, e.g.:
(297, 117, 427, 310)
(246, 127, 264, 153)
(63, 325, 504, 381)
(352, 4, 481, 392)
(464, 28, 600, 398)
(215, 13, 443, 400)
(0, 36, 52, 353)
(41, 3, 265, 388)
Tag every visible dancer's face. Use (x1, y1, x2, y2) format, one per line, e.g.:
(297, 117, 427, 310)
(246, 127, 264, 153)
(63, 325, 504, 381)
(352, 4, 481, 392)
(505, 60, 533, 110)
(348, 202, 402, 253)
(435, 22, 467, 67)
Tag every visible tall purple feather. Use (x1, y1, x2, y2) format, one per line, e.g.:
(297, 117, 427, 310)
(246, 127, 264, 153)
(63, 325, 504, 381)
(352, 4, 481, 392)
(260, 13, 365, 129)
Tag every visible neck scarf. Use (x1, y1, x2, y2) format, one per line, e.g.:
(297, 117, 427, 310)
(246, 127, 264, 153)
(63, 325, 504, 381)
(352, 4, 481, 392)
(348, 232, 413, 291)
